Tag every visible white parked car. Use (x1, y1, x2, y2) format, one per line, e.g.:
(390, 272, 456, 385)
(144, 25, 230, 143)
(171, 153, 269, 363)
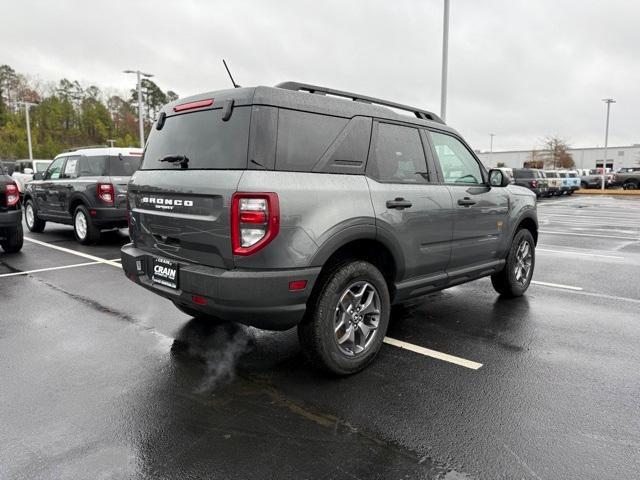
(11, 159, 52, 193)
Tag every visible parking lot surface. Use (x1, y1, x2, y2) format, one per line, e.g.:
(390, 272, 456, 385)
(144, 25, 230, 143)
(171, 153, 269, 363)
(1, 195, 639, 479)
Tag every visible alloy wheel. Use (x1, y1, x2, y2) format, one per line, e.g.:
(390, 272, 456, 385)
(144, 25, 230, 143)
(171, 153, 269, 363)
(333, 281, 381, 356)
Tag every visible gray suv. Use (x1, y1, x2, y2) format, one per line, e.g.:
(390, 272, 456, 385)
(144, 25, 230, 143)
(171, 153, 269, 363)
(121, 83, 538, 374)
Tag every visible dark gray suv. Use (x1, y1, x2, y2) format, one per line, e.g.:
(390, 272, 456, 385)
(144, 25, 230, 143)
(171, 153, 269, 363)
(121, 83, 538, 374)
(24, 147, 142, 244)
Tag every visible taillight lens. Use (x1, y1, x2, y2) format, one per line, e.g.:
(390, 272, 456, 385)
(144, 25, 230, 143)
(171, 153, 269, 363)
(97, 183, 115, 204)
(231, 192, 279, 256)
(5, 183, 19, 207)
(531, 179, 538, 188)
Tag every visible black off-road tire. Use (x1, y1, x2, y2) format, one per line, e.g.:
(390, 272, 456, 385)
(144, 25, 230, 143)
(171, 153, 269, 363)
(73, 205, 101, 245)
(298, 260, 391, 375)
(491, 229, 536, 298)
(623, 181, 638, 190)
(1, 223, 24, 253)
(24, 199, 46, 233)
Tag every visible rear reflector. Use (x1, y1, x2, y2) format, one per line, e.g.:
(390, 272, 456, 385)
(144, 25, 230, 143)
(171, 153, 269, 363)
(173, 98, 214, 112)
(192, 295, 207, 305)
(288, 280, 307, 291)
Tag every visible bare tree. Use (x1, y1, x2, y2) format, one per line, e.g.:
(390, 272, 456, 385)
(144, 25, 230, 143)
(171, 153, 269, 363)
(540, 136, 574, 169)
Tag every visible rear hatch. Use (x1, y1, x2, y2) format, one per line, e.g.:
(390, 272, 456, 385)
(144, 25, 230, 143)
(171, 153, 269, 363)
(107, 153, 142, 208)
(128, 97, 252, 270)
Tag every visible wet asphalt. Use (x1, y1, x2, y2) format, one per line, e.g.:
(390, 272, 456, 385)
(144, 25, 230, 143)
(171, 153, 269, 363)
(1, 195, 639, 479)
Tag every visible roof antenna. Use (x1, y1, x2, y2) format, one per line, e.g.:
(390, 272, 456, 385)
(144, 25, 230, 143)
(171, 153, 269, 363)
(223, 59, 241, 88)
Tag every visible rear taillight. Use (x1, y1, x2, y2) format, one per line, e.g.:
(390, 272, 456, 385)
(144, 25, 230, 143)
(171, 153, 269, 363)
(97, 183, 114, 204)
(5, 183, 19, 207)
(531, 179, 538, 188)
(231, 192, 279, 256)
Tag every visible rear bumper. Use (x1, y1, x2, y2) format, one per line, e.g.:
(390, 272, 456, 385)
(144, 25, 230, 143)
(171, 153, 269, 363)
(121, 243, 320, 330)
(91, 207, 127, 227)
(0, 208, 22, 228)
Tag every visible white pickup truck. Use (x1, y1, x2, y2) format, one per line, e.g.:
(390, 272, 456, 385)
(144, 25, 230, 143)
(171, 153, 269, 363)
(11, 159, 51, 193)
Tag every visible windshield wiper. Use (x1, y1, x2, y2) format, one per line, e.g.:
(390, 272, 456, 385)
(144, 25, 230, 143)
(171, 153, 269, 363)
(158, 154, 189, 169)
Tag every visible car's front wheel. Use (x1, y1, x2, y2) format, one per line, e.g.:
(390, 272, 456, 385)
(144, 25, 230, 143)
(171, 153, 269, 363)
(491, 228, 535, 297)
(623, 181, 638, 190)
(73, 205, 100, 244)
(0, 223, 23, 253)
(24, 199, 46, 233)
(298, 260, 390, 375)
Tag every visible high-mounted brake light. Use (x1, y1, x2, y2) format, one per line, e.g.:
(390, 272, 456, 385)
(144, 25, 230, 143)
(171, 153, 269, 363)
(231, 192, 279, 256)
(173, 98, 214, 112)
(97, 183, 115, 205)
(5, 183, 19, 207)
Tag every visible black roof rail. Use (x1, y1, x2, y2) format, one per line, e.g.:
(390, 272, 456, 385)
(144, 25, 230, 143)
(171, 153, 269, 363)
(275, 81, 445, 124)
(62, 144, 109, 153)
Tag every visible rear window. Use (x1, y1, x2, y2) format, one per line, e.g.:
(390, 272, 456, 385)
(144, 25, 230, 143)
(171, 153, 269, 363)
(568, 172, 577, 178)
(77, 155, 141, 177)
(142, 106, 251, 170)
(546, 171, 557, 178)
(513, 169, 532, 178)
(558, 172, 567, 178)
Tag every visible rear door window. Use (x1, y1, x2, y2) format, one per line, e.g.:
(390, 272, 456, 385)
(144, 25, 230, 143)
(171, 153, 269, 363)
(142, 106, 251, 170)
(368, 122, 429, 184)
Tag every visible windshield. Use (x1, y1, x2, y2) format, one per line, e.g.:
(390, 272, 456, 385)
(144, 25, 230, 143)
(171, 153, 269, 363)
(34, 162, 50, 172)
(142, 106, 251, 170)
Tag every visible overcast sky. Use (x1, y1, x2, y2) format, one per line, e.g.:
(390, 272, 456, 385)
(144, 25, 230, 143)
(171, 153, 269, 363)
(2, 0, 638, 152)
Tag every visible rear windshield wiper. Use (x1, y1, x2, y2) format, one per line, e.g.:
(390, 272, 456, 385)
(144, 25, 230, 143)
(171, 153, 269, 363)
(158, 154, 189, 169)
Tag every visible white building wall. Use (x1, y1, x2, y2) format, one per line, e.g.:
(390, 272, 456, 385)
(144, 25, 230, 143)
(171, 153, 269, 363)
(477, 145, 640, 170)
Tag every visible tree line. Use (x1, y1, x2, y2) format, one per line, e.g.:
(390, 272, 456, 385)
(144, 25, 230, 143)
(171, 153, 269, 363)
(0, 64, 178, 160)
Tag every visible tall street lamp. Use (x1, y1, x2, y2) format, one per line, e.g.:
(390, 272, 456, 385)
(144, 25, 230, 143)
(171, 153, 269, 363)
(16, 101, 37, 160)
(601, 98, 615, 190)
(440, 0, 450, 123)
(123, 70, 154, 148)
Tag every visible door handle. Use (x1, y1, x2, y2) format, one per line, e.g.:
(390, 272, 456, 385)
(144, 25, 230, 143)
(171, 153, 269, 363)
(386, 198, 413, 210)
(457, 197, 476, 207)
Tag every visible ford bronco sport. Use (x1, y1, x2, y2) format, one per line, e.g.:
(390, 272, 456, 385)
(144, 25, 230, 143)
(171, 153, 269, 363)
(121, 82, 538, 374)
(23, 147, 142, 244)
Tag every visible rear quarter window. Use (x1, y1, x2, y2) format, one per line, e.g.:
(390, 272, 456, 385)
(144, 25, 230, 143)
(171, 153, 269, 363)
(108, 155, 141, 176)
(142, 106, 251, 170)
(275, 110, 347, 172)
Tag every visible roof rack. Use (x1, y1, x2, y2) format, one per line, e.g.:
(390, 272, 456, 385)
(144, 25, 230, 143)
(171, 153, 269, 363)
(62, 144, 109, 153)
(276, 81, 444, 124)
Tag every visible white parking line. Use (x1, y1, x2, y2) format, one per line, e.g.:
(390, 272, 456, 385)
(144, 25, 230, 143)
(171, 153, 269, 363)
(531, 280, 583, 291)
(0, 261, 103, 278)
(536, 248, 624, 259)
(23, 236, 122, 268)
(383, 337, 483, 370)
(540, 230, 640, 241)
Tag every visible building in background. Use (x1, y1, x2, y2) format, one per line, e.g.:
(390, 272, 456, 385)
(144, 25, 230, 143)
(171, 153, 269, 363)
(477, 144, 640, 170)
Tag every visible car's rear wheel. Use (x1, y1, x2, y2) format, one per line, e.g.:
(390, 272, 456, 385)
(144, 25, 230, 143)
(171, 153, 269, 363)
(491, 229, 535, 298)
(73, 205, 100, 244)
(298, 260, 390, 375)
(623, 181, 638, 190)
(0, 223, 23, 253)
(24, 199, 46, 232)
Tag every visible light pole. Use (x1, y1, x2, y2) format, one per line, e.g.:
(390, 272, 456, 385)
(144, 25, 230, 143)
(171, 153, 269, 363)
(440, 0, 450, 123)
(489, 133, 495, 165)
(601, 98, 615, 190)
(16, 101, 37, 160)
(123, 69, 154, 148)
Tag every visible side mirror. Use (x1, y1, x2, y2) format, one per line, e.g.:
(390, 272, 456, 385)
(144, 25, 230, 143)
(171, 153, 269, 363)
(488, 169, 510, 187)
(24, 167, 34, 175)
(33, 172, 44, 181)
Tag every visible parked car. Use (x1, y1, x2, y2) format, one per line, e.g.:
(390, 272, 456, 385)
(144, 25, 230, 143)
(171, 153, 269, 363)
(512, 168, 548, 197)
(563, 170, 580, 193)
(543, 171, 562, 196)
(11, 159, 52, 193)
(23, 147, 142, 244)
(120, 82, 538, 375)
(0, 173, 23, 253)
(613, 169, 640, 189)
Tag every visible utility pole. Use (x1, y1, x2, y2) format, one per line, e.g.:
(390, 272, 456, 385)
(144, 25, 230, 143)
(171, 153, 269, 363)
(601, 98, 615, 190)
(123, 69, 154, 148)
(16, 101, 37, 160)
(489, 133, 495, 165)
(440, 0, 450, 123)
